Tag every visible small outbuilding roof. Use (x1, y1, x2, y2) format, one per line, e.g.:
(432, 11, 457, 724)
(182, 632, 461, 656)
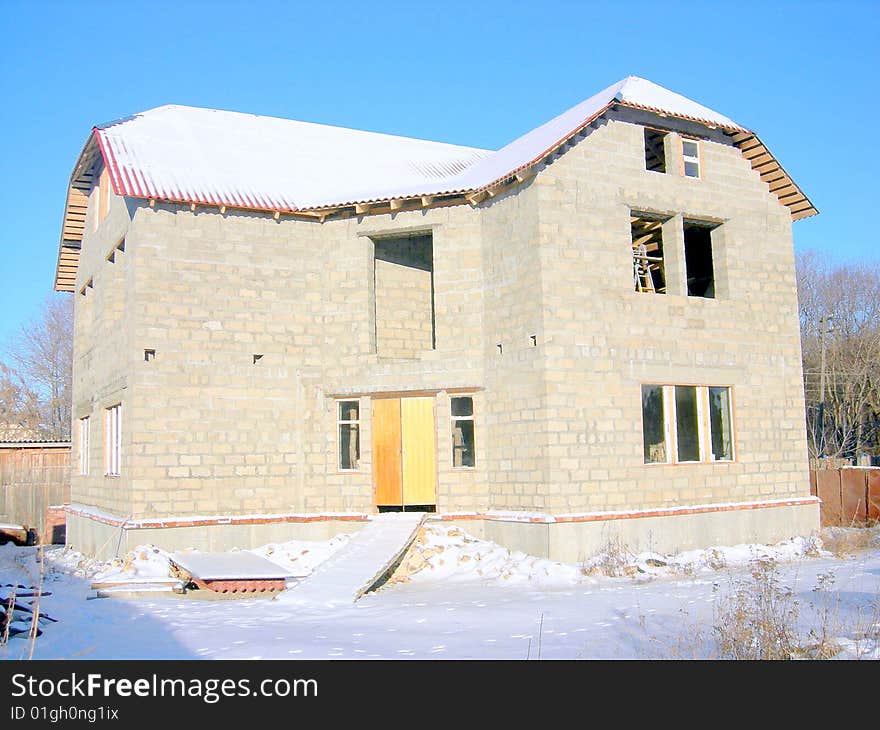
(55, 76, 816, 291)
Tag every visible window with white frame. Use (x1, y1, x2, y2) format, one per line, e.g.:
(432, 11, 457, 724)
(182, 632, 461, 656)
(451, 396, 475, 468)
(337, 400, 360, 470)
(104, 404, 121, 476)
(682, 139, 701, 178)
(79, 416, 90, 475)
(641, 385, 733, 464)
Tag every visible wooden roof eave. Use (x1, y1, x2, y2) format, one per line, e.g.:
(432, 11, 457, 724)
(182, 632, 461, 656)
(727, 130, 818, 221)
(54, 132, 103, 292)
(615, 101, 818, 222)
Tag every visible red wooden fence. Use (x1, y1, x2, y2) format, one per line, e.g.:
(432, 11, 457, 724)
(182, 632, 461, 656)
(809, 467, 880, 527)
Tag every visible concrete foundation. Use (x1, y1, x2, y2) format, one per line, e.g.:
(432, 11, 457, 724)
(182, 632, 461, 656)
(66, 512, 364, 561)
(457, 500, 819, 563)
(68, 499, 819, 564)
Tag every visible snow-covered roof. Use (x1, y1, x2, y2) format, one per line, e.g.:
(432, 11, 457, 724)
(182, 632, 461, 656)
(54, 75, 817, 291)
(93, 76, 747, 212)
(96, 105, 494, 211)
(439, 76, 745, 194)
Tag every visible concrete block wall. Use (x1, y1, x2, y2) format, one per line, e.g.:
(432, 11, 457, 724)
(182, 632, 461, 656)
(531, 112, 810, 514)
(70, 167, 135, 516)
(374, 235, 434, 358)
(72, 197, 495, 521)
(68, 109, 814, 555)
(479, 182, 552, 512)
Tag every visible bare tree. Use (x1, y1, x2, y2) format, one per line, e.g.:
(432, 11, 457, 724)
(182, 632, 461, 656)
(0, 363, 43, 439)
(796, 251, 880, 461)
(2, 295, 73, 441)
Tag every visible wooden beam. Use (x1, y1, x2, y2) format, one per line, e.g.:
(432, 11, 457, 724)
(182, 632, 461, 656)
(770, 183, 801, 198)
(355, 203, 371, 215)
(752, 159, 779, 173)
(762, 170, 788, 185)
(745, 151, 774, 166)
(738, 139, 763, 154)
(420, 196, 434, 207)
(789, 200, 814, 213)
(632, 232, 661, 247)
(389, 199, 403, 211)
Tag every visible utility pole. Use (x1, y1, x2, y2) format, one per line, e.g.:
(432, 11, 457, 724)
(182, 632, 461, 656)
(818, 314, 832, 458)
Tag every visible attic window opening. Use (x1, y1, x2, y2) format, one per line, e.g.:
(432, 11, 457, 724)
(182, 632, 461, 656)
(682, 139, 701, 178)
(684, 220, 718, 298)
(644, 128, 667, 173)
(631, 212, 669, 294)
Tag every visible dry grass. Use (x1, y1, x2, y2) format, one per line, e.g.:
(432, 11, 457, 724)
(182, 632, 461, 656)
(581, 534, 639, 578)
(819, 525, 880, 558)
(710, 559, 805, 659)
(629, 550, 880, 660)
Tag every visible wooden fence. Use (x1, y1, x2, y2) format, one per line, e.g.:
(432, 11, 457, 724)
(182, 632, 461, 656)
(0, 442, 70, 543)
(809, 467, 880, 527)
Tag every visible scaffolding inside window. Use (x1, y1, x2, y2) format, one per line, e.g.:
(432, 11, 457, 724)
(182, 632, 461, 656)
(631, 213, 669, 294)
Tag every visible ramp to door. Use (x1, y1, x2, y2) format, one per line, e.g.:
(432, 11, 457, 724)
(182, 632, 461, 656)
(278, 512, 426, 607)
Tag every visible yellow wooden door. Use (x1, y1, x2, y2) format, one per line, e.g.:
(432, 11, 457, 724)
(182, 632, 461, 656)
(401, 397, 437, 506)
(372, 398, 402, 506)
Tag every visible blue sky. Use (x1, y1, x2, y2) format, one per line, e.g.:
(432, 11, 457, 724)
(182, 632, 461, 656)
(1, 0, 877, 345)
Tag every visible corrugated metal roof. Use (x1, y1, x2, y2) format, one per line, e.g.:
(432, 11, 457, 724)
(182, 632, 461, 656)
(94, 76, 748, 211)
(96, 106, 493, 212)
(431, 76, 746, 196)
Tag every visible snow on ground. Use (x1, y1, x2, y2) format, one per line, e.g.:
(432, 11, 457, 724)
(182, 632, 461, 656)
(389, 524, 825, 587)
(248, 534, 352, 577)
(45, 534, 354, 586)
(387, 525, 583, 587)
(0, 524, 878, 660)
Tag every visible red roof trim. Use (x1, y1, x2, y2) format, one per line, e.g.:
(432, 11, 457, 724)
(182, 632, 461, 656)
(616, 100, 748, 133)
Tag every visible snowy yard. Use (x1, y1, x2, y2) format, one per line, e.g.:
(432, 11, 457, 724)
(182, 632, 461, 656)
(2, 524, 879, 660)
